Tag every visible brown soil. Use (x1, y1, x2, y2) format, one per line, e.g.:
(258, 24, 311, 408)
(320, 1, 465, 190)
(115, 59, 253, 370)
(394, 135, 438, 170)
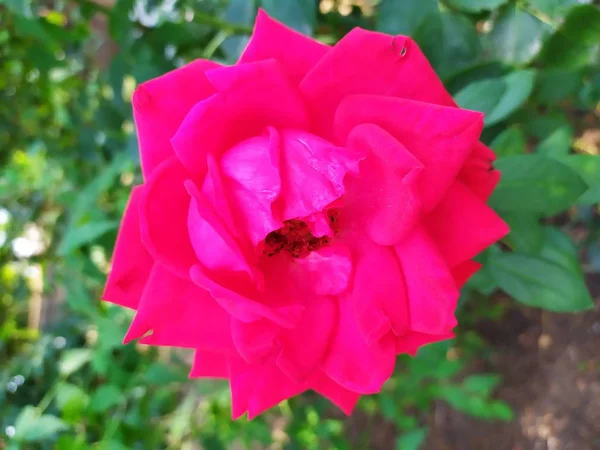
(424, 273, 600, 450)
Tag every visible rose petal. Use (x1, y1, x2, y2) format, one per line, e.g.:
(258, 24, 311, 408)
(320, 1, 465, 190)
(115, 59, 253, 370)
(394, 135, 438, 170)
(103, 186, 153, 309)
(189, 350, 230, 379)
(190, 264, 303, 328)
(344, 123, 423, 245)
(240, 9, 329, 84)
(348, 237, 410, 345)
(220, 128, 282, 246)
(276, 129, 366, 221)
(287, 243, 352, 296)
(231, 318, 280, 364)
(425, 182, 509, 267)
(133, 59, 219, 177)
(172, 60, 309, 175)
(124, 264, 235, 353)
(312, 373, 361, 416)
(323, 297, 396, 394)
(335, 95, 483, 211)
(459, 142, 501, 200)
(395, 228, 459, 335)
(139, 157, 197, 279)
(186, 180, 255, 277)
(395, 332, 455, 356)
(451, 260, 482, 289)
(300, 29, 455, 136)
(229, 357, 308, 419)
(277, 296, 338, 382)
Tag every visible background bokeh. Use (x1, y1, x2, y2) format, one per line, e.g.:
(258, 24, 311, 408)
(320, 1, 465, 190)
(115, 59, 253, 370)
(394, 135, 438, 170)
(1, 0, 599, 449)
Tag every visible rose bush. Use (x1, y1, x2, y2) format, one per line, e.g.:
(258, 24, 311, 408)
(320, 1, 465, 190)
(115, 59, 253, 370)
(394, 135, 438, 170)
(103, 10, 508, 418)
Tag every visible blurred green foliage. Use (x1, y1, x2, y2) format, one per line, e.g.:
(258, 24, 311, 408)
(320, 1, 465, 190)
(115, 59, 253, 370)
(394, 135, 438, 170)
(1, 0, 598, 449)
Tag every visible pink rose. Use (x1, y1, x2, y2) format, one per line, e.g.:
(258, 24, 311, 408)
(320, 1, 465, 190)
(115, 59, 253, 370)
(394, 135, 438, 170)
(104, 10, 509, 418)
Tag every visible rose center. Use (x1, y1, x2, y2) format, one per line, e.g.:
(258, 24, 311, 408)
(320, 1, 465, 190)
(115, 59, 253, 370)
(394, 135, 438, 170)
(262, 219, 331, 259)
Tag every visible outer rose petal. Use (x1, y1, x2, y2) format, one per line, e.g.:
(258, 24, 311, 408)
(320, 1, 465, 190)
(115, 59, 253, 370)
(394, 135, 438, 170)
(396, 332, 455, 356)
(312, 373, 361, 415)
(348, 237, 410, 345)
(189, 350, 230, 379)
(229, 357, 308, 419)
(395, 228, 459, 335)
(138, 157, 197, 278)
(335, 95, 483, 211)
(103, 186, 153, 309)
(229, 358, 360, 419)
(425, 182, 509, 267)
(451, 260, 482, 289)
(133, 59, 219, 177)
(323, 297, 396, 394)
(459, 142, 501, 200)
(172, 60, 309, 176)
(344, 124, 423, 245)
(300, 29, 455, 136)
(276, 129, 366, 221)
(239, 9, 329, 84)
(124, 264, 235, 353)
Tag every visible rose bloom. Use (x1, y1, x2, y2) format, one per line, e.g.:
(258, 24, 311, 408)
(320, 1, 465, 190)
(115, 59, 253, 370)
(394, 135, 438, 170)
(104, 10, 508, 418)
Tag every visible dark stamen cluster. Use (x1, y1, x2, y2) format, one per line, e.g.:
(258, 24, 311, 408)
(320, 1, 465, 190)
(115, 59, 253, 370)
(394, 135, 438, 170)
(327, 209, 341, 234)
(263, 219, 331, 258)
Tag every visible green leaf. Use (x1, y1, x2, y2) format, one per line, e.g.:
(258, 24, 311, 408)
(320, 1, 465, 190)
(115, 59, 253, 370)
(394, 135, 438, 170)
(58, 220, 118, 255)
(486, 5, 549, 65)
(261, 0, 315, 35)
(488, 401, 515, 421)
(455, 70, 535, 126)
(490, 154, 588, 215)
(490, 127, 526, 157)
(396, 428, 427, 450)
(462, 374, 501, 396)
(556, 154, 600, 205)
(108, 0, 134, 45)
(445, 0, 508, 13)
(55, 383, 89, 422)
(413, 12, 481, 79)
(434, 385, 513, 421)
(446, 61, 509, 93)
(59, 348, 92, 377)
(97, 441, 130, 450)
(221, 0, 256, 61)
(540, 5, 600, 69)
(535, 69, 582, 103)
(455, 78, 505, 120)
(2, 0, 33, 17)
(56, 434, 88, 450)
(13, 16, 54, 44)
(534, 126, 573, 157)
(502, 213, 544, 254)
(489, 228, 593, 312)
(487, 70, 536, 125)
(377, 0, 438, 35)
(525, 111, 570, 139)
(70, 153, 132, 222)
(14, 407, 68, 442)
(527, 0, 584, 19)
(88, 384, 123, 413)
(143, 363, 188, 384)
